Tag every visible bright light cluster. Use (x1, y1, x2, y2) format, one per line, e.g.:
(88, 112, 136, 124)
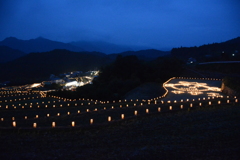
(164, 81, 221, 96)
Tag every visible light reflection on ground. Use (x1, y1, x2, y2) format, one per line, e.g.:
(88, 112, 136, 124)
(162, 79, 224, 101)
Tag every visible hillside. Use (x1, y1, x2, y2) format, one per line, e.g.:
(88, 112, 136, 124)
(0, 46, 26, 63)
(0, 37, 83, 53)
(108, 49, 170, 61)
(171, 37, 240, 62)
(70, 41, 134, 54)
(0, 49, 112, 84)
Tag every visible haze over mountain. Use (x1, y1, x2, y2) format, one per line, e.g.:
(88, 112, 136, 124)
(70, 41, 150, 54)
(0, 37, 156, 54)
(0, 37, 83, 53)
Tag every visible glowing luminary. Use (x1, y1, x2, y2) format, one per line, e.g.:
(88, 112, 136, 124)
(208, 101, 211, 105)
(169, 106, 172, 110)
(120, 105, 122, 108)
(52, 122, 56, 127)
(235, 99, 238, 103)
(199, 103, 202, 106)
(12, 117, 15, 120)
(67, 112, 70, 115)
(90, 119, 94, 124)
(218, 101, 221, 104)
(72, 121, 75, 127)
(78, 110, 80, 113)
(134, 110, 138, 116)
(146, 109, 149, 113)
(1, 118, 4, 121)
(57, 113, 60, 116)
(190, 103, 193, 107)
(180, 105, 183, 109)
(12, 121, 16, 127)
(86, 109, 89, 112)
(158, 107, 161, 112)
(33, 123, 37, 128)
(108, 116, 111, 122)
(227, 100, 230, 103)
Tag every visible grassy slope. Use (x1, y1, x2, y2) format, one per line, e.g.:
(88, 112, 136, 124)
(0, 104, 239, 160)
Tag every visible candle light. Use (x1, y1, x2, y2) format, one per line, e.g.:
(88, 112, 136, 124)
(52, 122, 56, 127)
(12, 121, 16, 127)
(121, 114, 124, 119)
(108, 116, 111, 122)
(146, 109, 149, 113)
(33, 123, 37, 128)
(158, 107, 161, 112)
(180, 105, 183, 109)
(90, 119, 94, 124)
(134, 110, 138, 116)
(169, 106, 172, 110)
(72, 121, 75, 127)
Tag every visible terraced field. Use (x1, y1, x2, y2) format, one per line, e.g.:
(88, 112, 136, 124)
(0, 78, 239, 159)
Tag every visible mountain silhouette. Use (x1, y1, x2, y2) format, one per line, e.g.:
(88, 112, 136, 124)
(0, 46, 26, 63)
(0, 37, 83, 53)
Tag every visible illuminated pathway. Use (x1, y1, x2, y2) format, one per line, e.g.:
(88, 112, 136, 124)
(162, 78, 224, 101)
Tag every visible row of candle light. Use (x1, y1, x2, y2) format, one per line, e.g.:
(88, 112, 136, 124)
(3, 98, 238, 128)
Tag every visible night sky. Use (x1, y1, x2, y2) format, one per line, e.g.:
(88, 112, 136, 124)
(1, 0, 240, 50)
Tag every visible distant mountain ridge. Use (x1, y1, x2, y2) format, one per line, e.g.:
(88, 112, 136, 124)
(0, 37, 153, 54)
(0, 37, 83, 53)
(0, 46, 26, 63)
(70, 41, 135, 54)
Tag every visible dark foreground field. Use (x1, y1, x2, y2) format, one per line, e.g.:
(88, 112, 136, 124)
(0, 104, 239, 160)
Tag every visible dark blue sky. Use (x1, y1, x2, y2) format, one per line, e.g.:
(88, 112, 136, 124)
(1, 0, 240, 50)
